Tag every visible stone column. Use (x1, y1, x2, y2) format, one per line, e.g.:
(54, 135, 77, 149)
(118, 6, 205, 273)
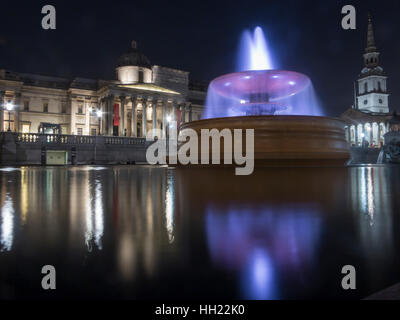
(369, 123, 373, 147)
(181, 103, 186, 125)
(119, 96, 125, 136)
(347, 127, 351, 145)
(162, 100, 166, 137)
(100, 98, 106, 135)
(152, 99, 157, 134)
(189, 103, 193, 122)
(14, 93, 21, 132)
(85, 99, 91, 135)
(108, 95, 114, 136)
(142, 99, 147, 137)
(131, 96, 137, 137)
(355, 125, 358, 146)
(0, 91, 5, 132)
(172, 102, 177, 122)
(70, 98, 76, 135)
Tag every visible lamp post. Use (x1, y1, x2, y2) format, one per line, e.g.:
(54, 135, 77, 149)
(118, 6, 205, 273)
(96, 110, 103, 135)
(5, 102, 14, 132)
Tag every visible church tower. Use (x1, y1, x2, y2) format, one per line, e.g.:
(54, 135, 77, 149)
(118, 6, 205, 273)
(355, 14, 389, 114)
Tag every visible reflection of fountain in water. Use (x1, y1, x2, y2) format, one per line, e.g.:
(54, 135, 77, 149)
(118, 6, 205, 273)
(205, 204, 322, 299)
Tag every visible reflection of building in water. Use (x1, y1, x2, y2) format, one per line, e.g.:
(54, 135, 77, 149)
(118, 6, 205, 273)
(113, 167, 172, 281)
(205, 205, 322, 299)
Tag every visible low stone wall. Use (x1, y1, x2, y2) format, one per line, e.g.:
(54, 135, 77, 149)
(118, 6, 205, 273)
(0, 132, 150, 165)
(349, 147, 381, 165)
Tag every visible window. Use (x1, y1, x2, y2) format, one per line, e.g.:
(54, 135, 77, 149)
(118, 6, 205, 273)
(43, 102, 48, 113)
(61, 102, 67, 113)
(364, 100, 368, 105)
(24, 100, 29, 111)
(378, 82, 382, 91)
(78, 102, 83, 114)
(22, 124, 30, 133)
(379, 99, 383, 104)
(77, 128, 83, 135)
(91, 128, 97, 136)
(364, 83, 368, 93)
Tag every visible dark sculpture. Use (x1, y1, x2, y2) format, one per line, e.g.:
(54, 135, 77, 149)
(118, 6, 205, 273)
(380, 112, 400, 163)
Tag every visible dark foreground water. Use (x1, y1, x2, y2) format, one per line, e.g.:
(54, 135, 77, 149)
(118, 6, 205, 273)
(0, 165, 400, 300)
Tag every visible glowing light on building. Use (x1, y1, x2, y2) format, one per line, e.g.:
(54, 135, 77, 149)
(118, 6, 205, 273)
(118, 83, 180, 95)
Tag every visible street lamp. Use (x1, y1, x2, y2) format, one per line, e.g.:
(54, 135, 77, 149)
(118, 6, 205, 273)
(96, 110, 103, 135)
(5, 102, 14, 132)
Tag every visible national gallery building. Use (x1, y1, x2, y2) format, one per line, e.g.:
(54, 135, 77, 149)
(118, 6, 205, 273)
(0, 41, 206, 137)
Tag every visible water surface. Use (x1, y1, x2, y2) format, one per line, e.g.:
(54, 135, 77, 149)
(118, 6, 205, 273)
(0, 165, 399, 299)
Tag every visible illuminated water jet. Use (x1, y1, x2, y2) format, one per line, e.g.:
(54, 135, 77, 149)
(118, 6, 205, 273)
(181, 26, 349, 166)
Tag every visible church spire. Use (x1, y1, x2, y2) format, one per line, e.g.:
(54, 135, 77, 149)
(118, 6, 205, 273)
(365, 13, 377, 53)
(363, 13, 380, 68)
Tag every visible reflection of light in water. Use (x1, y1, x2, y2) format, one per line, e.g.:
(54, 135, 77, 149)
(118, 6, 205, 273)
(70, 166, 107, 172)
(350, 166, 394, 261)
(0, 168, 20, 172)
(85, 178, 104, 251)
(206, 205, 321, 299)
(165, 173, 175, 243)
(1, 194, 14, 252)
(20, 169, 28, 225)
(356, 167, 377, 226)
(243, 249, 274, 300)
(94, 179, 104, 249)
(118, 234, 136, 280)
(367, 168, 375, 224)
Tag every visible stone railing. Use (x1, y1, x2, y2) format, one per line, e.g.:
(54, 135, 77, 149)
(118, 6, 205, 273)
(105, 136, 146, 145)
(0, 131, 149, 165)
(14, 132, 146, 145)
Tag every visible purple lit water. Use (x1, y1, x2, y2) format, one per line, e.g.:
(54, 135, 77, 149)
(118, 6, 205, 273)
(203, 27, 323, 119)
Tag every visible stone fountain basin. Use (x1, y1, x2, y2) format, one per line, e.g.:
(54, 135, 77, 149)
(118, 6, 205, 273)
(179, 115, 350, 166)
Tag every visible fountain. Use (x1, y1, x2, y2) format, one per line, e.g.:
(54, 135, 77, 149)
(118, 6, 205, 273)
(180, 27, 350, 166)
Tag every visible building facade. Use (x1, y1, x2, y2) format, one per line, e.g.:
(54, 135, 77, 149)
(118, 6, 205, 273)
(0, 41, 207, 137)
(341, 14, 393, 148)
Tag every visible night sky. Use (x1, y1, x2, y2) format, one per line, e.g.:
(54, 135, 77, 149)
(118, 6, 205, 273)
(1, 0, 399, 116)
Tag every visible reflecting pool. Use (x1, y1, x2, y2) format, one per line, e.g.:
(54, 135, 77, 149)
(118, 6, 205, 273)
(0, 165, 400, 299)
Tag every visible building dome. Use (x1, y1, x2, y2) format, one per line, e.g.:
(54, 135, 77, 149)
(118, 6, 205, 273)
(116, 41, 151, 68)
